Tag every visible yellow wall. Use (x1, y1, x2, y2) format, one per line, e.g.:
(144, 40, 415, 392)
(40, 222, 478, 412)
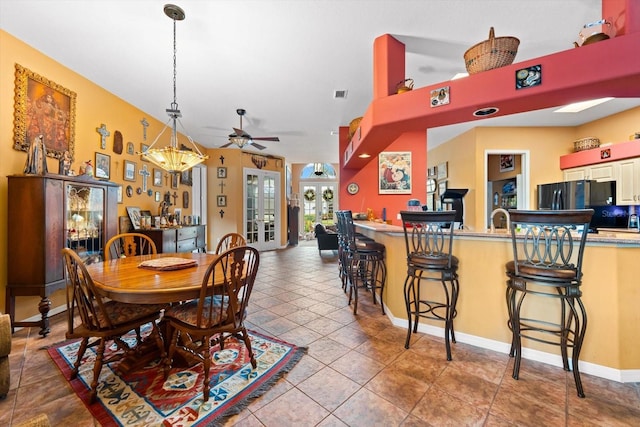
(0, 31, 206, 320)
(205, 149, 288, 249)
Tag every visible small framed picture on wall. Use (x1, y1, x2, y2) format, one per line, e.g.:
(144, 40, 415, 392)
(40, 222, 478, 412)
(123, 160, 136, 181)
(153, 168, 162, 187)
(95, 152, 110, 179)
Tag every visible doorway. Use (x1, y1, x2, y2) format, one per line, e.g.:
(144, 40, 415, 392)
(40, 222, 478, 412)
(484, 150, 530, 230)
(300, 183, 338, 233)
(244, 168, 280, 251)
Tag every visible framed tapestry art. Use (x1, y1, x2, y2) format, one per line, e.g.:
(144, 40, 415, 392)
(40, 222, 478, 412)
(13, 64, 77, 160)
(378, 151, 411, 194)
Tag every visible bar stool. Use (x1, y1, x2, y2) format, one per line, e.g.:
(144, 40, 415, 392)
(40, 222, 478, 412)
(336, 210, 386, 315)
(400, 211, 459, 360)
(335, 210, 376, 293)
(506, 209, 594, 398)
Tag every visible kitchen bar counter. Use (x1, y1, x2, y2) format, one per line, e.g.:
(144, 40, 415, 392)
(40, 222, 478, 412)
(354, 220, 640, 382)
(354, 220, 640, 245)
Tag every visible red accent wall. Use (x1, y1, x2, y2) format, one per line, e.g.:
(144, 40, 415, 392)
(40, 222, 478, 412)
(339, 129, 426, 224)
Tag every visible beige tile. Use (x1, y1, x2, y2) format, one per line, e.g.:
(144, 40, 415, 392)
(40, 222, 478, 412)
(411, 386, 487, 426)
(333, 388, 408, 427)
(297, 366, 361, 411)
(283, 354, 325, 385)
(330, 350, 385, 385)
(279, 325, 323, 347)
(252, 387, 329, 426)
(365, 367, 430, 413)
(433, 367, 499, 411)
(307, 337, 351, 364)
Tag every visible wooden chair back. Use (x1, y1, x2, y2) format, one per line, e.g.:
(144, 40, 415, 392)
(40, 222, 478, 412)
(400, 210, 457, 269)
(62, 248, 113, 336)
(214, 232, 247, 254)
(104, 232, 157, 260)
(196, 246, 259, 330)
(508, 209, 594, 282)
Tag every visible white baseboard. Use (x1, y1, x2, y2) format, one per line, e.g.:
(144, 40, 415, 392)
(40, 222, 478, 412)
(386, 309, 639, 384)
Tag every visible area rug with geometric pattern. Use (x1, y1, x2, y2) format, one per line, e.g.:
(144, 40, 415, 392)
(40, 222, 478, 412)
(48, 329, 306, 426)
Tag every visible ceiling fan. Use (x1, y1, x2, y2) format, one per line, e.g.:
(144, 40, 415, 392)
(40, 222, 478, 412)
(220, 109, 279, 150)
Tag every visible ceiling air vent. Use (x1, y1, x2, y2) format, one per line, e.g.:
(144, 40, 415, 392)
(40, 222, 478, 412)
(334, 90, 348, 99)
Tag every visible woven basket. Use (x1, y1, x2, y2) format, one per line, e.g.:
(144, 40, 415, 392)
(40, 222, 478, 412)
(574, 137, 600, 152)
(348, 117, 362, 139)
(464, 27, 520, 74)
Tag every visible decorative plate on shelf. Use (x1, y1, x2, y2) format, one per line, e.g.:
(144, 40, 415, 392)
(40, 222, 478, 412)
(347, 182, 359, 195)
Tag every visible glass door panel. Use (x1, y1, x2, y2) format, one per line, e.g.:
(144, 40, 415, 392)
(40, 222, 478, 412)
(301, 183, 337, 233)
(244, 168, 280, 251)
(65, 183, 105, 261)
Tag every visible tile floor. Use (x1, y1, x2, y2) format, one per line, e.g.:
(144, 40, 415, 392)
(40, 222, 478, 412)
(2, 240, 640, 426)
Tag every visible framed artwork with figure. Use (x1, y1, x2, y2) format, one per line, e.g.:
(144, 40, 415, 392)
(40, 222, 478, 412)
(95, 152, 110, 179)
(378, 151, 411, 194)
(13, 64, 77, 160)
(500, 154, 515, 172)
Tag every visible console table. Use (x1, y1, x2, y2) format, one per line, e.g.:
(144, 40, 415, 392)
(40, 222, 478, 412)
(139, 225, 206, 253)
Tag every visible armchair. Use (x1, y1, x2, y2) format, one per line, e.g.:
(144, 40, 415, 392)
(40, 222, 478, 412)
(315, 223, 338, 255)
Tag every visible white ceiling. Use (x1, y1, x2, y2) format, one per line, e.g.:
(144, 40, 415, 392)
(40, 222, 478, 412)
(2, 0, 637, 164)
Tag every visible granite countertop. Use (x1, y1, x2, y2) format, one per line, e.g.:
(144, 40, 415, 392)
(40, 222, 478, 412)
(354, 220, 640, 245)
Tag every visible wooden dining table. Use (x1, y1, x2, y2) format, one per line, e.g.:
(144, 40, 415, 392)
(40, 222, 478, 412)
(85, 252, 221, 373)
(86, 252, 220, 304)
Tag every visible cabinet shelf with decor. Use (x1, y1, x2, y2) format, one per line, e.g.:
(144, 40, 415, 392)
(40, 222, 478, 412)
(560, 140, 640, 169)
(6, 174, 119, 336)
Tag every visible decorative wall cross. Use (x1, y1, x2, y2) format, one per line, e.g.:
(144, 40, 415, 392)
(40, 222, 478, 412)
(218, 180, 226, 194)
(139, 165, 150, 192)
(96, 124, 110, 150)
(140, 118, 149, 141)
(219, 155, 225, 164)
(171, 191, 178, 206)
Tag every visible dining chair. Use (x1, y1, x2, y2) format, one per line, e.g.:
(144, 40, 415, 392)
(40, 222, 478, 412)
(104, 232, 157, 260)
(61, 248, 167, 403)
(162, 246, 260, 402)
(214, 232, 247, 254)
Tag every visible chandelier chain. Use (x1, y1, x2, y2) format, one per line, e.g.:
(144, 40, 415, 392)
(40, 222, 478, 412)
(171, 16, 178, 111)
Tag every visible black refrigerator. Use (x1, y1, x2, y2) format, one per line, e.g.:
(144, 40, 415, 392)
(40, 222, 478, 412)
(537, 180, 615, 210)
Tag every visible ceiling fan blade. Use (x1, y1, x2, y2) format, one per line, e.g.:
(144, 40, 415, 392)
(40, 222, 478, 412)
(219, 142, 234, 148)
(232, 127, 251, 138)
(251, 136, 280, 142)
(250, 142, 267, 150)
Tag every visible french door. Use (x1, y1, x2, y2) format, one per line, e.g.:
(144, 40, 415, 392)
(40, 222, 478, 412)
(244, 168, 280, 251)
(300, 183, 337, 233)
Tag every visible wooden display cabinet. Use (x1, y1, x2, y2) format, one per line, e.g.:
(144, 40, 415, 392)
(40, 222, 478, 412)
(6, 174, 118, 336)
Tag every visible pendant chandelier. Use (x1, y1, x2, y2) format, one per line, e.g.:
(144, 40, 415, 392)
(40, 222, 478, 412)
(140, 4, 208, 174)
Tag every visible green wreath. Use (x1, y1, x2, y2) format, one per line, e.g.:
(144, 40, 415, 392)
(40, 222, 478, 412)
(322, 188, 334, 201)
(304, 188, 316, 201)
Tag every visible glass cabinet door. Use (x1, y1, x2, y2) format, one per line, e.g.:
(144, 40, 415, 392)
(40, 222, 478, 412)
(65, 183, 105, 262)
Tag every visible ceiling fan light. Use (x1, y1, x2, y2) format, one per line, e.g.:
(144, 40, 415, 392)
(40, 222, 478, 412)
(230, 136, 249, 148)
